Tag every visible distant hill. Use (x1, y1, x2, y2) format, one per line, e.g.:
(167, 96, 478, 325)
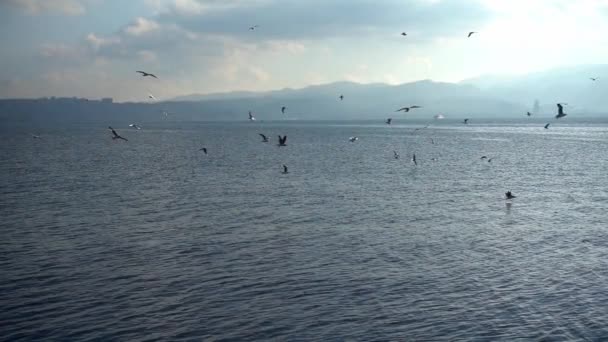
(3, 65, 608, 123)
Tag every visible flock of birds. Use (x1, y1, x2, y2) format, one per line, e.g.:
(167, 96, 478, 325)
(92, 29, 596, 201)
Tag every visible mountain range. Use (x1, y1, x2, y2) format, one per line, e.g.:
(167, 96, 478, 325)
(2, 64, 607, 122)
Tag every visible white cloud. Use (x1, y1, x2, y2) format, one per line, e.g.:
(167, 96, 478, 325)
(124, 17, 161, 36)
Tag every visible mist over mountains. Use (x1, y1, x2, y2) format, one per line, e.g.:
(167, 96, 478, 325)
(2, 64, 607, 123)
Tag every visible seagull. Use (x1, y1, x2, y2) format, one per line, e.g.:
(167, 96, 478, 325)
(590, 77, 598, 81)
(32, 134, 41, 139)
(505, 191, 516, 199)
(128, 124, 141, 130)
(401, 32, 407, 36)
(278, 135, 287, 146)
(386, 118, 392, 125)
(281, 106, 287, 114)
(148, 94, 156, 100)
(282, 164, 288, 174)
(249, 25, 259, 30)
(487, 158, 493, 163)
(339, 95, 344, 101)
(430, 138, 435, 145)
(199, 147, 207, 154)
(108, 126, 128, 141)
(409, 105, 422, 109)
(544, 123, 550, 129)
(248, 111, 256, 121)
(136, 71, 158, 79)
(463, 118, 469, 124)
(527, 111, 532, 117)
(434, 114, 445, 120)
(555, 103, 567, 119)
(412, 153, 417, 166)
(394, 151, 399, 159)
(396, 107, 410, 112)
(349, 136, 359, 142)
(259, 133, 269, 142)
(468, 31, 477, 38)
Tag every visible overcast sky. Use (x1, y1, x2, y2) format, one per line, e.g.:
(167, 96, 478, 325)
(2, 0, 608, 101)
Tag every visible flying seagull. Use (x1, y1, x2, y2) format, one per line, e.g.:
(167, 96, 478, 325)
(278, 135, 287, 146)
(555, 103, 567, 119)
(199, 147, 207, 154)
(468, 31, 477, 38)
(248, 111, 256, 121)
(282, 164, 288, 174)
(463, 118, 469, 124)
(109, 126, 128, 141)
(136, 71, 158, 78)
(401, 32, 407, 36)
(129, 124, 141, 130)
(259, 133, 269, 142)
(386, 118, 392, 125)
(281, 106, 287, 114)
(249, 25, 259, 30)
(349, 136, 359, 142)
(148, 94, 156, 100)
(505, 191, 516, 199)
(339, 95, 344, 101)
(412, 153, 417, 166)
(394, 151, 400, 159)
(434, 114, 445, 120)
(527, 111, 532, 117)
(396, 107, 410, 112)
(480, 156, 488, 160)
(590, 77, 598, 81)
(544, 123, 550, 129)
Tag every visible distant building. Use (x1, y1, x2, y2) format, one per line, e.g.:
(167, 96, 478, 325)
(533, 99, 540, 114)
(101, 98, 113, 103)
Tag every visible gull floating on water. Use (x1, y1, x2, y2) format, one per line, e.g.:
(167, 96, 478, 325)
(136, 71, 158, 79)
(468, 31, 477, 38)
(109, 126, 128, 141)
(278, 135, 287, 146)
(349, 136, 359, 142)
(555, 103, 567, 119)
(129, 124, 141, 130)
(259, 133, 269, 142)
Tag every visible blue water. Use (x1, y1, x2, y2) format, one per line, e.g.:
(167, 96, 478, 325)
(2, 120, 608, 340)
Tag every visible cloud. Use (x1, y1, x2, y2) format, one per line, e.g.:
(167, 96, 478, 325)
(1, 0, 90, 15)
(157, 0, 493, 41)
(124, 18, 161, 36)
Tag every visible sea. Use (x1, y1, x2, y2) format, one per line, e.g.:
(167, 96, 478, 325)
(1, 118, 608, 341)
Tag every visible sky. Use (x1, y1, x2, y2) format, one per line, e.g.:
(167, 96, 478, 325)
(2, 0, 608, 101)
